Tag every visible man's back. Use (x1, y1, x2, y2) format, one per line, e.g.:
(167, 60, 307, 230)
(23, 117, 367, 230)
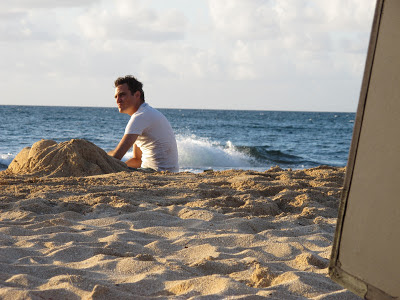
(124, 103, 179, 172)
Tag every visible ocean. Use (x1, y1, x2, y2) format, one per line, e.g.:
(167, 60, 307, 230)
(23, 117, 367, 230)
(0, 105, 355, 173)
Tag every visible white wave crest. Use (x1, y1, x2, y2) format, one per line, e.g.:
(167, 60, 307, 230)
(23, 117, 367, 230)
(176, 135, 253, 170)
(0, 153, 14, 169)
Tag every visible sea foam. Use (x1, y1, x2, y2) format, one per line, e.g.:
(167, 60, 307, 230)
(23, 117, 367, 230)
(176, 135, 254, 171)
(0, 153, 14, 170)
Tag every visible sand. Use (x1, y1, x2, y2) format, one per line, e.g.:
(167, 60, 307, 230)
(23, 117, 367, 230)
(0, 140, 360, 299)
(6, 139, 130, 178)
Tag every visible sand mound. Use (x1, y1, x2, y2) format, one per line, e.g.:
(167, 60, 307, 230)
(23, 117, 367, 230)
(5, 139, 130, 177)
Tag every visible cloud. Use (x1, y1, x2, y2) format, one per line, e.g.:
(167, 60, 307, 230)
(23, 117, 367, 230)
(209, 0, 281, 40)
(0, 0, 376, 111)
(78, 1, 188, 42)
(318, 0, 376, 30)
(0, 0, 188, 42)
(0, 0, 190, 80)
(0, 0, 100, 11)
(0, 10, 61, 41)
(206, 0, 375, 81)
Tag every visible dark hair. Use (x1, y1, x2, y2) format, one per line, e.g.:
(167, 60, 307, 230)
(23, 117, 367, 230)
(114, 75, 145, 102)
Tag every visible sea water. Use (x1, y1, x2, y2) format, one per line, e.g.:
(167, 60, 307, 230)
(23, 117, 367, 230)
(0, 105, 355, 172)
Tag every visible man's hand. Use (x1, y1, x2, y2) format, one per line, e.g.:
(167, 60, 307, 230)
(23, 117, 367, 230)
(126, 143, 142, 168)
(108, 134, 139, 160)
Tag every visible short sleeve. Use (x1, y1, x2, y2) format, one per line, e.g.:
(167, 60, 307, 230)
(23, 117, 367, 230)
(124, 113, 149, 135)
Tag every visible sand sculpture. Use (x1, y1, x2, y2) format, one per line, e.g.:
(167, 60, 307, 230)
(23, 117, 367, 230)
(5, 139, 130, 177)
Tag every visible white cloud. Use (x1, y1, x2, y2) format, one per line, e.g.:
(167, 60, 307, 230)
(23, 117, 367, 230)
(209, 0, 280, 40)
(78, 1, 187, 42)
(0, 0, 100, 11)
(320, 0, 376, 29)
(0, 0, 376, 111)
(206, 0, 375, 83)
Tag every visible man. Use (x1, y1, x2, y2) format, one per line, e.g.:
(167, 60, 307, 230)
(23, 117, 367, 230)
(108, 75, 179, 172)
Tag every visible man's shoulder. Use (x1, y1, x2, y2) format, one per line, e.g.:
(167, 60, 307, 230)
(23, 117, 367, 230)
(141, 104, 165, 119)
(131, 103, 165, 125)
(132, 103, 150, 118)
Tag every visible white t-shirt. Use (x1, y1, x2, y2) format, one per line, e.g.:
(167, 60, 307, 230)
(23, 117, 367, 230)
(124, 103, 179, 172)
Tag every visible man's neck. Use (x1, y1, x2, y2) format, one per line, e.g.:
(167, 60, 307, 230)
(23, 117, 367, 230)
(128, 102, 145, 116)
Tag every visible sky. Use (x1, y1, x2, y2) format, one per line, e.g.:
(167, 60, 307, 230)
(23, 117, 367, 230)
(0, 0, 376, 112)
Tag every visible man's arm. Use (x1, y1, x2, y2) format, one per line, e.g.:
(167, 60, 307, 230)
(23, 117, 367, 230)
(108, 134, 138, 160)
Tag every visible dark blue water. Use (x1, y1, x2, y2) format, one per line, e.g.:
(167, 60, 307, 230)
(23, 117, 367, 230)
(0, 105, 355, 172)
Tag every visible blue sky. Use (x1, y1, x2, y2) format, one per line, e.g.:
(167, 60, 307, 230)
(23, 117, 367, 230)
(0, 0, 376, 111)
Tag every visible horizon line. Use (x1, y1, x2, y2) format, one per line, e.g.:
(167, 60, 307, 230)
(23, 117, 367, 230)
(0, 103, 357, 114)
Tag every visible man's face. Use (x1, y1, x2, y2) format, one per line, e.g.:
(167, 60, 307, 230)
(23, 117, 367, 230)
(114, 83, 141, 115)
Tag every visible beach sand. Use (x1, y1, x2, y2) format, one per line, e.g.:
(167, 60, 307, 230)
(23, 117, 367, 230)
(0, 140, 359, 299)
